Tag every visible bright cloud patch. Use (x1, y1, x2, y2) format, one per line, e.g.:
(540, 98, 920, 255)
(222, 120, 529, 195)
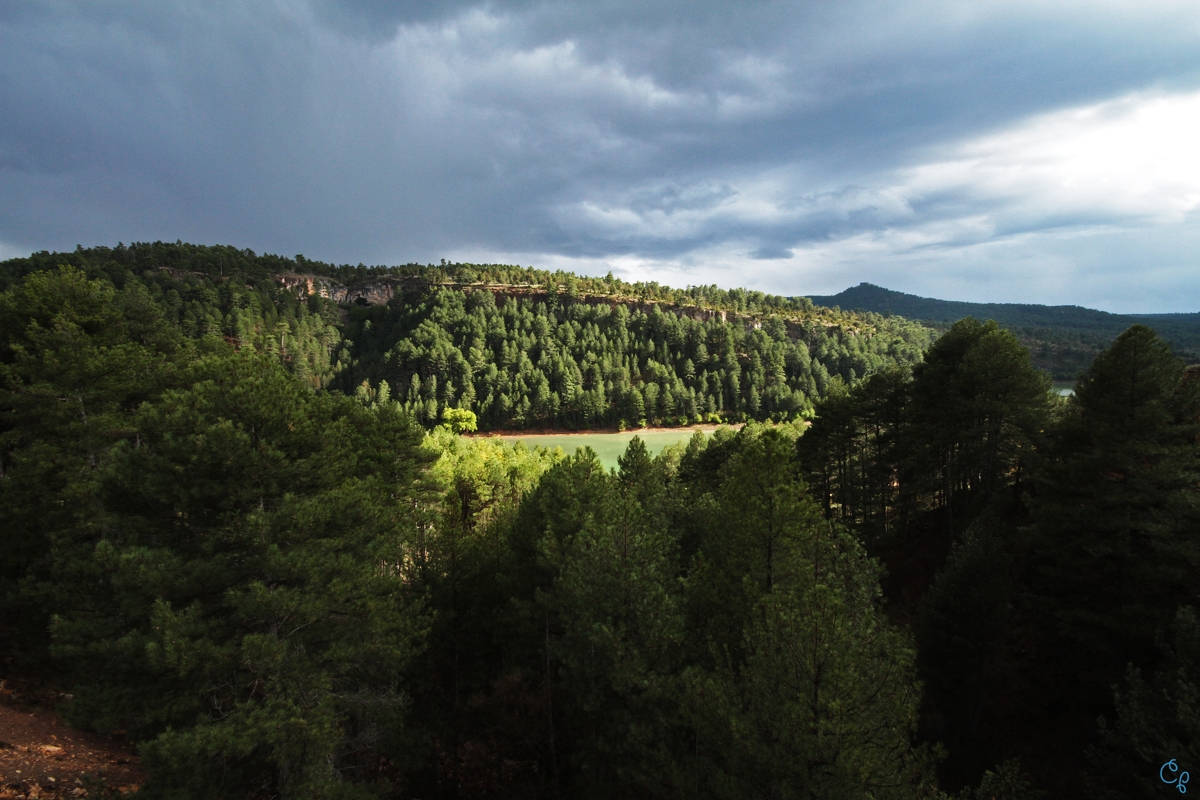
(908, 89, 1200, 230)
(534, 88, 1200, 310)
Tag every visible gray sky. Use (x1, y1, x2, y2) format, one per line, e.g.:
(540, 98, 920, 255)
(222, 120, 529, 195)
(3, 1, 1200, 312)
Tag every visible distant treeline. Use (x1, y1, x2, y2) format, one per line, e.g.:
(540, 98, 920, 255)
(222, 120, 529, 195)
(7, 240, 843, 317)
(812, 282, 1200, 378)
(1, 244, 348, 387)
(0, 243, 935, 429)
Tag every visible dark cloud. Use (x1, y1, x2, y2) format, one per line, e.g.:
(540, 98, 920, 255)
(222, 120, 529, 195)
(312, 0, 475, 35)
(750, 245, 794, 260)
(2, 1, 1200, 309)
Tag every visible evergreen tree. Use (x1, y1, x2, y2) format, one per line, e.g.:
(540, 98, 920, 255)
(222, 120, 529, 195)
(915, 517, 1014, 785)
(1088, 607, 1200, 799)
(51, 353, 434, 799)
(546, 437, 686, 796)
(903, 318, 1052, 537)
(0, 266, 188, 665)
(1029, 326, 1200, 688)
(687, 426, 820, 661)
(403, 429, 560, 795)
(955, 760, 1046, 800)
(687, 523, 935, 800)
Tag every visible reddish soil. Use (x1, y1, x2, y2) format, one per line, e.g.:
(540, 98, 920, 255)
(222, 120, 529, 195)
(0, 684, 143, 799)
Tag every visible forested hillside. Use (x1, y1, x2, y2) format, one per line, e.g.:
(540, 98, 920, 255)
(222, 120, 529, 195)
(812, 282, 1200, 378)
(0, 243, 934, 430)
(334, 288, 930, 429)
(3, 246, 1199, 799)
(0, 263, 939, 799)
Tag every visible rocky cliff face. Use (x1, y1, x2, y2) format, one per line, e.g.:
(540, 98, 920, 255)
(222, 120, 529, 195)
(272, 274, 845, 338)
(276, 274, 403, 306)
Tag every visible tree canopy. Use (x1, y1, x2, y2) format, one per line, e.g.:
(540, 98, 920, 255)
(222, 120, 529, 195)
(3, 250, 1199, 800)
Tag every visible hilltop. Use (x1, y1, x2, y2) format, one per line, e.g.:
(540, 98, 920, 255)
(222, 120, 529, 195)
(811, 282, 1200, 378)
(0, 243, 848, 324)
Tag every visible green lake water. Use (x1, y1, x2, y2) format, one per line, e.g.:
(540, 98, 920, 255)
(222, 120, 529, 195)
(1052, 380, 1076, 396)
(488, 429, 715, 470)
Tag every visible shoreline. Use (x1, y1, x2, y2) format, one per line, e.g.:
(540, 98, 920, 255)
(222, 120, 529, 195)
(467, 423, 744, 439)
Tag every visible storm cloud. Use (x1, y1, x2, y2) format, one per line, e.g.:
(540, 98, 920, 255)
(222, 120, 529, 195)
(3, 1, 1200, 311)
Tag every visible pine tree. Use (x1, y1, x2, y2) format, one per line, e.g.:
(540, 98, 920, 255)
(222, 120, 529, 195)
(1088, 607, 1200, 799)
(545, 437, 686, 796)
(0, 267, 186, 664)
(903, 318, 1052, 537)
(683, 425, 825, 683)
(915, 517, 1014, 784)
(687, 522, 935, 800)
(1028, 325, 1200, 715)
(51, 352, 434, 799)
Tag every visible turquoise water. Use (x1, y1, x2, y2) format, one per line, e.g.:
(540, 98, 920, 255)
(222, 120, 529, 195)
(1052, 381, 1076, 396)
(487, 429, 714, 470)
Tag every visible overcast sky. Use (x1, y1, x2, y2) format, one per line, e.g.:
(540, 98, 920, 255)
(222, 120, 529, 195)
(3, 1, 1200, 312)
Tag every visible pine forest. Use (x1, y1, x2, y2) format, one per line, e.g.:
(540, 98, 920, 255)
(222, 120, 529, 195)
(2, 242, 1198, 800)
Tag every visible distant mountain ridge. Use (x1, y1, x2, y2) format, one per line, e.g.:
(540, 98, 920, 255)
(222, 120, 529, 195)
(808, 283, 1200, 378)
(809, 282, 1198, 328)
